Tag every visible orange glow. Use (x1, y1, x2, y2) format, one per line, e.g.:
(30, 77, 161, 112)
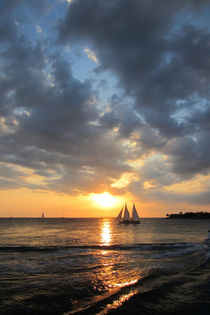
(100, 220, 112, 246)
(91, 192, 118, 208)
(1, 187, 209, 218)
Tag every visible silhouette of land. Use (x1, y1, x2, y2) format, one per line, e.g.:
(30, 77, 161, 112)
(166, 211, 210, 219)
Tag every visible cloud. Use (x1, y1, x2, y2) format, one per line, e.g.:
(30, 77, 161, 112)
(57, 0, 210, 204)
(0, 2, 131, 195)
(1, 0, 210, 207)
(58, 0, 210, 136)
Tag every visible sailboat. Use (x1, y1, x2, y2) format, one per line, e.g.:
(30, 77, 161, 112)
(130, 203, 140, 224)
(117, 203, 140, 224)
(41, 211, 45, 219)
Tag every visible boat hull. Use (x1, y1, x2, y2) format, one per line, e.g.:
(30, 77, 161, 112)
(119, 220, 140, 224)
(119, 220, 130, 224)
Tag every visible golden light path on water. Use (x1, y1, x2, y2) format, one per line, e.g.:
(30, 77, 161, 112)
(97, 219, 139, 314)
(100, 220, 112, 246)
(98, 290, 138, 315)
(67, 220, 140, 314)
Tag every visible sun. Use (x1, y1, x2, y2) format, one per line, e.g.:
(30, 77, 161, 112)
(91, 192, 117, 208)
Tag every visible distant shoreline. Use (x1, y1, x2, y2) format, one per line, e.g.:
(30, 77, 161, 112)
(166, 212, 210, 219)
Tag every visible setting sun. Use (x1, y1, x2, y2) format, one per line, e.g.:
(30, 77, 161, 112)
(91, 192, 117, 208)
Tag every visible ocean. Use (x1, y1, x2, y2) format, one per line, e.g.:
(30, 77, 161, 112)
(0, 218, 210, 314)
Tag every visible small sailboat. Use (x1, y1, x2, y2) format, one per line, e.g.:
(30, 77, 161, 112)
(131, 203, 140, 224)
(205, 230, 210, 245)
(41, 211, 45, 219)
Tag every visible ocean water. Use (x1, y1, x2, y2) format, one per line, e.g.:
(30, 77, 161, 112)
(0, 218, 210, 314)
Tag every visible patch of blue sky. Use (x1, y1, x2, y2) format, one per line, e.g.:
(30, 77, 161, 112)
(13, 0, 66, 46)
(189, 6, 210, 31)
(173, 5, 210, 33)
(172, 94, 209, 124)
(12, 8, 41, 45)
(65, 45, 96, 82)
(13, 107, 30, 117)
(11, 0, 132, 115)
(163, 4, 210, 43)
(39, 0, 68, 37)
(192, 98, 209, 112)
(65, 45, 122, 104)
(171, 108, 191, 125)
(92, 70, 122, 104)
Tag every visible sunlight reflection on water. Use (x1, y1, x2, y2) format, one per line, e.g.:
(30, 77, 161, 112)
(100, 219, 112, 246)
(98, 219, 140, 297)
(98, 290, 138, 315)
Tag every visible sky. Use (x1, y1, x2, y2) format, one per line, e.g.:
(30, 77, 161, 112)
(1, 0, 210, 217)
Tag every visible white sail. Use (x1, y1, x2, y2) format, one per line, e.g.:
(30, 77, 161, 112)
(131, 204, 140, 221)
(116, 207, 123, 220)
(123, 203, 130, 220)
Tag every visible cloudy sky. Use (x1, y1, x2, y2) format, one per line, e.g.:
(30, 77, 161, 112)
(1, 0, 210, 217)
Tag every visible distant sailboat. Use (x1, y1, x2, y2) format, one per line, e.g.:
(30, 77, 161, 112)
(131, 203, 140, 224)
(117, 203, 140, 224)
(41, 211, 45, 219)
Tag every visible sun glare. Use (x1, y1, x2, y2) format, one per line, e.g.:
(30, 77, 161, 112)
(91, 192, 117, 208)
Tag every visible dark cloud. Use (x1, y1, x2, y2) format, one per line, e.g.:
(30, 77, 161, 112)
(166, 133, 210, 175)
(99, 94, 142, 138)
(58, 0, 210, 184)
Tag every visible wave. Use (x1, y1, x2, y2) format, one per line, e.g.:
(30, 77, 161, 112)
(66, 256, 210, 315)
(1, 243, 208, 279)
(1, 243, 210, 315)
(0, 242, 206, 253)
(65, 253, 210, 315)
(66, 272, 162, 315)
